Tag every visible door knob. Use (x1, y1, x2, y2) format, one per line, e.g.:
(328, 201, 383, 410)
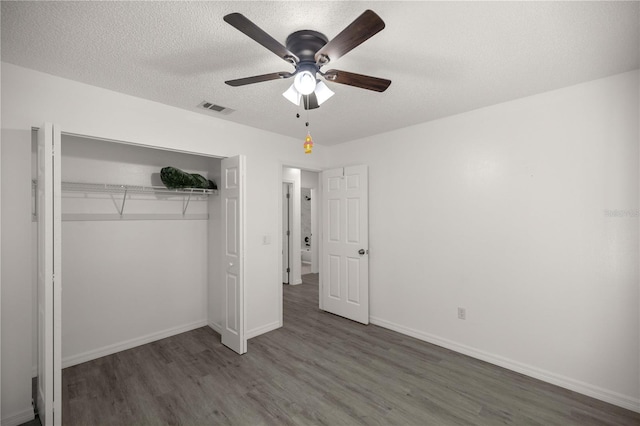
(358, 249, 366, 255)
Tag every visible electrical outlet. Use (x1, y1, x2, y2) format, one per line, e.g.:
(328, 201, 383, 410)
(457, 307, 466, 320)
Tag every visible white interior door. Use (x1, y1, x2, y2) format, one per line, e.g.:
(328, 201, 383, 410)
(321, 165, 369, 324)
(37, 123, 62, 425)
(220, 155, 246, 354)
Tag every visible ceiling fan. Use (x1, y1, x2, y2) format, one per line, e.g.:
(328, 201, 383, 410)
(223, 10, 391, 110)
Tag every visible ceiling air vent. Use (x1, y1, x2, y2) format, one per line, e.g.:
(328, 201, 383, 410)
(198, 101, 235, 115)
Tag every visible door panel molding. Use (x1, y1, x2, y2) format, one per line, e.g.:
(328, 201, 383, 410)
(221, 155, 246, 354)
(321, 165, 369, 324)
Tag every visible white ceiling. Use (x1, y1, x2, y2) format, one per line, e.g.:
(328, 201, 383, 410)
(2, 1, 638, 146)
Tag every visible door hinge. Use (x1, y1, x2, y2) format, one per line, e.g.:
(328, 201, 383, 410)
(286, 193, 290, 199)
(286, 230, 290, 236)
(286, 267, 290, 273)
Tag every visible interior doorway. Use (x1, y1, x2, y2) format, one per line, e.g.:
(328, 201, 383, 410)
(281, 166, 320, 320)
(300, 186, 318, 275)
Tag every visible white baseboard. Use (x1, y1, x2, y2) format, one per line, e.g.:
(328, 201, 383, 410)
(369, 316, 640, 414)
(1, 407, 34, 426)
(208, 320, 280, 340)
(246, 320, 281, 339)
(62, 319, 208, 369)
(208, 321, 222, 334)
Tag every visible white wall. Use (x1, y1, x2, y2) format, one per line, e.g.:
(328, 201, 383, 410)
(1, 131, 35, 425)
(0, 62, 329, 424)
(329, 70, 640, 411)
(301, 170, 319, 189)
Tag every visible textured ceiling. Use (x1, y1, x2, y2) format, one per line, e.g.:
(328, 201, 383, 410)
(2, 1, 638, 145)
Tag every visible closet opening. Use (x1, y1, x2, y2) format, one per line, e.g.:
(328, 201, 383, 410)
(56, 134, 222, 362)
(32, 127, 246, 421)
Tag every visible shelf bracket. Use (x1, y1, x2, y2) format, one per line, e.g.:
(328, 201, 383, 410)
(182, 190, 193, 216)
(119, 187, 128, 215)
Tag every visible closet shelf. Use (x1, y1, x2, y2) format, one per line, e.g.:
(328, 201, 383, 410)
(60, 181, 216, 216)
(61, 181, 217, 196)
(32, 180, 216, 217)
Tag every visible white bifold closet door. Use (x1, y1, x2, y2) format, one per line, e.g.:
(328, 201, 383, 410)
(220, 155, 247, 354)
(37, 123, 62, 426)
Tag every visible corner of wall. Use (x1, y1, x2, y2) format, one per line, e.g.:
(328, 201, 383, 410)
(1, 407, 35, 426)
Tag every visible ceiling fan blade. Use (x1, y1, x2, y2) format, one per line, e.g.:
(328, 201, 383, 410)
(323, 69, 391, 92)
(303, 93, 319, 110)
(315, 10, 385, 65)
(224, 13, 299, 65)
(225, 72, 293, 87)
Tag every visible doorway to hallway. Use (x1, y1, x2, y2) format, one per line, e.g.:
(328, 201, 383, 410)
(281, 167, 320, 324)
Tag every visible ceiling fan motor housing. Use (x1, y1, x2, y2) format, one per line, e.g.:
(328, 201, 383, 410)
(286, 30, 328, 64)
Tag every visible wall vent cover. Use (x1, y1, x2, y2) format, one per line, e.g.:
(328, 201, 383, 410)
(198, 101, 235, 115)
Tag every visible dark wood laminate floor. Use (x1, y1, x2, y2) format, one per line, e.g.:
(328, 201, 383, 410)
(29, 274, 640, 425)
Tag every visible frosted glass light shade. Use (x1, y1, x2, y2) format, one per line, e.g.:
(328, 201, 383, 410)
(294, 70, 316, 95)
(282, 84, 302, 105)
(314, 81, 335, 105)
(283, 79, 334, 107)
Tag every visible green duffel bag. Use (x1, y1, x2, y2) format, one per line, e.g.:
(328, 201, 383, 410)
(161, 166, 214, 190)
(190, 173, 209, 189)
(160, 166, 197, 189)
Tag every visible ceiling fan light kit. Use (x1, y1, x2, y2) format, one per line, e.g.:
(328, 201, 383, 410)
(313, 81, 335, 105)
(282, 79, 334, 108)
(293, 65, 317, 95)
(282, 84, 302, 105)
(223, 9, 391, 107)
(223, 10, 391, 153)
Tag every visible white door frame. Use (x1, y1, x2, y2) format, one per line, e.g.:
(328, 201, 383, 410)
(310, 188, 319, 274)
(36, 123, 62, 426)
(282, 168, 302, 286)
(278, 165, 325, 319)
(282, 182, 292, 284)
